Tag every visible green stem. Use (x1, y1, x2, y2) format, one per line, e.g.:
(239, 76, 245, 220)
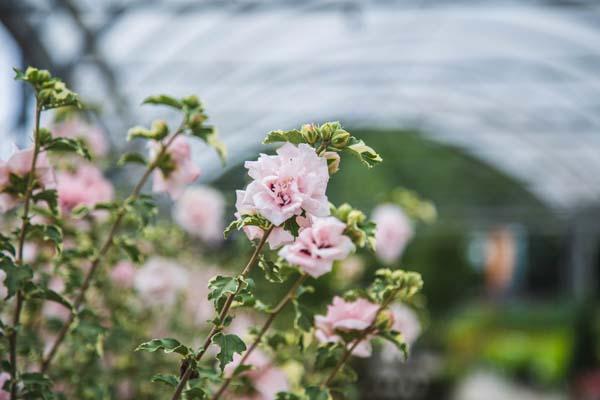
(211, 273, 308, 400)
(170, 226, 275, 400)
(40, 130, 184, 372)
(9, 101, 42, 400)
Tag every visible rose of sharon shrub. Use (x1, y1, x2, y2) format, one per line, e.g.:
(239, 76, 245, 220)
(372, 203, 414, 264)
(238, 143, 329, 226)
(0, 147, 55, 213)
(279, 216, 354, 277)
(315, 296, 380, 357)
(53, 118, 109, 157)
(133, 257, 188, 307)
(224, 349, 289, 400)
(150, 135, 200, 199)
(173, 186, 225, 243)
(56, 163, 113, 212)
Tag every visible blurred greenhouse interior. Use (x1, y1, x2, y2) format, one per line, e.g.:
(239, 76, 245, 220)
(2, 0, 600, 399)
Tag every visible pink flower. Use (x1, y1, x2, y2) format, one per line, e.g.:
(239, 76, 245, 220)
(56, 163, 113, 213)
(133, 257, 188, 307)
(315, 296, 380, 357)
(224, 349, 289, 400)
(234, 190, 294, 250)
(150, 136, 200, 199)
(372, 204, 414, 264)
(0, 269, 7, 299)
(279, 216, 354, 278)
(110, 260, 136, 288)
(239, 143, 329, 226)
(0, 147, 55, 213)
(173, 186, 225, 243)
(53, 118, 109, 157)
(390, 303, 421, 347)
(0, 372, 10, 400)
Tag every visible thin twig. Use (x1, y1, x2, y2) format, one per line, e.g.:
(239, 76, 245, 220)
(211, 273, 308, 400)
(170, 226, 275, 400)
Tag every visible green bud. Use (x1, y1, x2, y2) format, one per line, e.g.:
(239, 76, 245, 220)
(331, 129, 350, 148)
(319, 124, 334, 141)
(301, 124, 319, 144)
(335, 203, 353, 221)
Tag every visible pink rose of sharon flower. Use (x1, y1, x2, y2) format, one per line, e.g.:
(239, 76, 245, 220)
(150, 136, 200, 199)
(279, 216, 354, 278)
(0, 147, 55, 213)
(372, 204, 414, 264)
(110, 260, 136, 289)
(174, 186, 225, 243)
(56, 164, 114, 212)
(239, 143, 329, 226)
(53, 118, 109, 157)
(0, 269, 7, 299)
(0, 372, 10, 400)
(134, 257, 188, 307)
(315, 296, 380, 357)
(224, 349, 289, 400)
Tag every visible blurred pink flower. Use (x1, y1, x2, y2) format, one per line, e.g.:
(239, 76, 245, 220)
(0, 147, 55, 213)
(0, 372, 10, 399)
(53, 118, 109, 157)
(224, 349, 289, 400)
(56, 163, 113, 213)
(390, 303, 421, 347)
(110, 260, 136, 289)
(234, 190, 294, 250)
(315, 296, 380, 357)
(174, 186, 225, 243)
(0, 269, 7, 299)
(279, 216, 354, 278)
(239, 143, 329, 226)
(134, 257, 188, 307)
(150, 136, 200, 199)
(372, 204, 414, 264)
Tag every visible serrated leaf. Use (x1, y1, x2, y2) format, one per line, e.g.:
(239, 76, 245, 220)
(0, 258, 33, 298)
(118, 152, 147, 166)
(33, 189, 59, 215)
(223, 214, 270, 238)
(44, 137, 91, 160)
(135, 338, 191, 356)
(151, 374, 179, 387)
(343, 137, 382, 168)
(26, 224, 63, 253)
(263, 129, 306, 145)
(142, 95, 182, 109)
(213, 333, 246, 372)
(208, 275, 240, 311)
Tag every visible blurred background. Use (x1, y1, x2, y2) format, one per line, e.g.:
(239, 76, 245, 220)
(2, 0, 600, 399)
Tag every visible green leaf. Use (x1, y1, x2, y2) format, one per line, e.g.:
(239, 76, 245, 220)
(0, 258, 33, 298)
(258, 255, 288, 284)
(208, 275, 240, 311)
(315, 343, 344, 370)
(151, 374, 179, 387)
(15, 67, 81, 110)
(26, 224, 63, 253)
(343, 137, 382, 168)
(293, 297, 314, 332)
(24, 282, 73, 310)
(183, 386, 208, 400)
(0, 233, 15, 257)
(44, 137, 91, 160)
(135, 338, 192, 356)
(305, 386, 331, 400)
(142, 95, 183, 109)
(263, 129, 306, 145)
(127, 120, 169, 141)
(275, 392, 303, 400)
(118, 152, 147, 166)
(223, 214, 270, 238)
(33, 189, 59, 215)
(213, 333, 246, 372)
(114, 236, 143, 263)
(124, 194, 158, 227)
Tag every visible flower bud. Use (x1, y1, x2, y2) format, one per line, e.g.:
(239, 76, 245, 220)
(332, 129, 350, 148)
(301, 124, 319, 144)
(323, 151, 340, 175)
(320, 123, 335, 141)
(335, 203, 353, 221)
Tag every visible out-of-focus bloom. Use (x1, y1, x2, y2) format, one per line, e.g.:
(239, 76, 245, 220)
(224, 349, 289, 400)
(150, 136, 200, 199)
(0, 147, 55, 213)
(315, 296, 380, 357)
(336, 255, 365, 283)
(234, 190, 293, 250)
(0, 372, 10, 400)
(134, 257, 188, 307)
(42, 278, 70, 322)
(56, 163, 113, 213)
(381, 303, 421, 362)
(53, 118, 109, 157)
(238, 143, 329, 226)
(279, 216, 354, 278)
(110, 260, 136, 289)
(323, 151, 340, 175)
(372, 204, 414, 264)
(0, 269, 7, 299)
(174, 186, 225, 243)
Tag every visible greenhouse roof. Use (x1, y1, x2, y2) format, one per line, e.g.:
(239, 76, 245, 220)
(1, 0, 600, 210)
